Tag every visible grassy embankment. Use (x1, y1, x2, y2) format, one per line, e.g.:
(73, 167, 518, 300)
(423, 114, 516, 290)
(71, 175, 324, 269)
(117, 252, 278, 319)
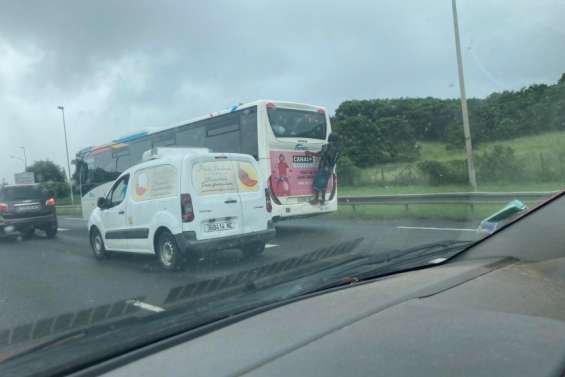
(335, 131, 565, 221)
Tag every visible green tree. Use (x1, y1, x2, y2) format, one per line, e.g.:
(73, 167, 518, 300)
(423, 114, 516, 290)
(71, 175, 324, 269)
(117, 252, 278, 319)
(27, 160, 66, 183)
(26, 160, 69, 198)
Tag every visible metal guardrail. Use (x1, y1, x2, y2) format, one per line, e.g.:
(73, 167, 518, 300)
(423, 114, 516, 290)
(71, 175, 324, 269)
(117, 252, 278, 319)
(338, 191, 558, 208)
(57, 205, 81, 209)
(57, 192, 559, 212)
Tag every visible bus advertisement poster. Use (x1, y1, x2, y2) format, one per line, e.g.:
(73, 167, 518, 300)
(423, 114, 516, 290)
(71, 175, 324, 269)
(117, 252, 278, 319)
(270, 150, 333, 197)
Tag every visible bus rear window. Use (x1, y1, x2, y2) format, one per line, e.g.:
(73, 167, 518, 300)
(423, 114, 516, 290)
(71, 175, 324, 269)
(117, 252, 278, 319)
(267, 108, 327, 139)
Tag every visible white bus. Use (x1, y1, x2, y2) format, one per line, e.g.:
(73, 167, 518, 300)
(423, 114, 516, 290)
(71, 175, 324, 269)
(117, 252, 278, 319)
(75, 100, 337, 220)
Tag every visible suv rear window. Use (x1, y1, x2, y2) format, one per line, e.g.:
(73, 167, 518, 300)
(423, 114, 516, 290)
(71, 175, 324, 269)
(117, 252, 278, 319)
(0, 186, 47, 201)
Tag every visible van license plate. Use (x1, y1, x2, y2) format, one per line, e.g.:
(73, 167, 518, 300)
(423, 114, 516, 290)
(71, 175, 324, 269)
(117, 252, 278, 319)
(204, 221, 234, 233)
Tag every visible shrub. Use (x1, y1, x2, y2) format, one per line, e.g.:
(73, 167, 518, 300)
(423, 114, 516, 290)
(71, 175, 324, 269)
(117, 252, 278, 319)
(337, 156, 362, 186)
(418, 160, 469, 186)
(390, 166, 422, 186)
(476, 145, 521, 182)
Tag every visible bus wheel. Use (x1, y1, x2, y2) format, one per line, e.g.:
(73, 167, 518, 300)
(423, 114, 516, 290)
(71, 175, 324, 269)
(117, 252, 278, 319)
(242, 241, 266, 258)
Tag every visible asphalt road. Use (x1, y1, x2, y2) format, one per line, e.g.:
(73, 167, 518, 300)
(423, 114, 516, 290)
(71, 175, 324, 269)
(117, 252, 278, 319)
(0, 215, 480, 334)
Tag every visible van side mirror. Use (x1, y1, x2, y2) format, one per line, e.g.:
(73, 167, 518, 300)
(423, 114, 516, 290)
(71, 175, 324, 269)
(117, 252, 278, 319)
(97, 197, 107, 209)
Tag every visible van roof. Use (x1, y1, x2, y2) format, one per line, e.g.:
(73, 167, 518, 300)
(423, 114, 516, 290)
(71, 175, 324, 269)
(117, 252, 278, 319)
(139, 147, 256, 165)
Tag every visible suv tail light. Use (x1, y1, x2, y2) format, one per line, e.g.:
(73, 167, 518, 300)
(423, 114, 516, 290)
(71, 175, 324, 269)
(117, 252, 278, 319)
(265, 188, 272, 213)
(46, 198, 56, 207)
(181, 194, 194, 222)
(0, 203, 7, 214)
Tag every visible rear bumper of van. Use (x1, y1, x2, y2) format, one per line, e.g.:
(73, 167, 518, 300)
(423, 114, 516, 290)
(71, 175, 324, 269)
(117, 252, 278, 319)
(175, 228, 276, 253)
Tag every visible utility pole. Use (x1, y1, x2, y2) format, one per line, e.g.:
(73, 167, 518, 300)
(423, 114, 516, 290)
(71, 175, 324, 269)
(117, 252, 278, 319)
(57, 105, 75, 205)
(451, 0, 477, 191)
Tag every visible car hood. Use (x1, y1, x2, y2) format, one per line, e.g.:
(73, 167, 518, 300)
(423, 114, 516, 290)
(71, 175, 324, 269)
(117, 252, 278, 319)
(105, 255, 565, 377)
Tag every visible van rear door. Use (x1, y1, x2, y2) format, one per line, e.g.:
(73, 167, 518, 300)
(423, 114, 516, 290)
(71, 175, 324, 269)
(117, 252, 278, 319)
(235, 158, 268, 233)
(188, 157, 243, 240)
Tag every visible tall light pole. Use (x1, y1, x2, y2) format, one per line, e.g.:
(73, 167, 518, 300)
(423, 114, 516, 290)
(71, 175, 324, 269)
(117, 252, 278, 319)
(19, 146, 28, 171)
(57, 105, 75, 205)
(451, 0, 477, 191)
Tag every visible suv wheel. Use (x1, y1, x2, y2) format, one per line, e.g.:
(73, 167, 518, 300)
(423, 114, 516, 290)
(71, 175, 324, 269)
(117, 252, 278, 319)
(90, 228, 109, 259)
(242, 241, 266, 258)
(157, 230, 184, 271)
(22, 228, 35, 240)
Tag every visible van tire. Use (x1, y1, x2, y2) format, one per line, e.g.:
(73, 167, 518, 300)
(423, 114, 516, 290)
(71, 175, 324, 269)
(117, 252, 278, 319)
(157, 230, 184, 271)
(242, 241, 266, 258)
(90, 227, 109, 260)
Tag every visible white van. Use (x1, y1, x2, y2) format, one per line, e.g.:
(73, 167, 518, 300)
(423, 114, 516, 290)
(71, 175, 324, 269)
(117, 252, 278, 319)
(88, 148, 275, 270)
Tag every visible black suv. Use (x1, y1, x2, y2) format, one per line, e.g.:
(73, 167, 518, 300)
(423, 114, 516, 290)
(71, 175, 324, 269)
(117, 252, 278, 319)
(0, 184, 58, 239)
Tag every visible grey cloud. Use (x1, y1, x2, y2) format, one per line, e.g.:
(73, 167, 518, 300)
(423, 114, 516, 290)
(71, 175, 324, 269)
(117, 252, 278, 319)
(0, 0, 563, 182)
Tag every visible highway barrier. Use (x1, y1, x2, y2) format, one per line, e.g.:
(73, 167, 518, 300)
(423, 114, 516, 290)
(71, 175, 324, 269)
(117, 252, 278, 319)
(338, 191, 558, 211)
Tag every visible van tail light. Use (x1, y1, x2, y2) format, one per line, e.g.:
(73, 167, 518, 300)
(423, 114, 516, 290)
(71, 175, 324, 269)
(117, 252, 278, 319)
(181, 194, 194, 222)
(268, 176, 281, 205)
(0, 203, 7, 214)
(46, 198, 56, 207)
(265, 188, 272, 213)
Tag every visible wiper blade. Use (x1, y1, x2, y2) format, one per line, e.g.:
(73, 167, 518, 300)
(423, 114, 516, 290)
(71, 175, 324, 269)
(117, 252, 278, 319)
(301, 239, 475, 294)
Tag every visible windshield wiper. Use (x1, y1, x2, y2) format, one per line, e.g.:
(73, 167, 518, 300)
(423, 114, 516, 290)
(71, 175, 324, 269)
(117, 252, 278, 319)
(300, 239, 475, 295)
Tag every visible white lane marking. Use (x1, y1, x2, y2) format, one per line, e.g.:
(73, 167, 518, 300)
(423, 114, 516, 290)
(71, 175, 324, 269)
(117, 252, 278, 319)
(127, 300, 165, 313)
(57, 228, 70, 232)
(397, 226, 476, 232)
(266, 243, 279, 248)
(59, 217, 86, 222)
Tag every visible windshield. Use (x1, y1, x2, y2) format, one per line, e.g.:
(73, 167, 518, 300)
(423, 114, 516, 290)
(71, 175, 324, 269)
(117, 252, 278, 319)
(267, 108, 327, 139)
(0, 1, 563, 374)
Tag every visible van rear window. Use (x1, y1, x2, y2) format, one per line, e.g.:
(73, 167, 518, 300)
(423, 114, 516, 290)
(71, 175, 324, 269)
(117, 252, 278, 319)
(237, 161, 259, 192)
(131, 165, 177, 202)
(192, 161, 238, 196)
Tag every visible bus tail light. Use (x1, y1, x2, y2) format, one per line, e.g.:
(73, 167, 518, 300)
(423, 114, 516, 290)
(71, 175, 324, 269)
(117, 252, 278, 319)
(46, 198, 56, 207)
(329, 174, 337, 201)
(268, 176, 281, 205)
(317, 108, 325, 114)
(265, 188, 272, 213)
(0, 203, 7, 214)
(266, 102, 275, 109)
(181, 194, 194, 222)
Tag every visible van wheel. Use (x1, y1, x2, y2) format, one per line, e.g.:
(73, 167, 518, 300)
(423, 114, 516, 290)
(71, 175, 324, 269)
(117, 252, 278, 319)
(242, 241, 266, 258)
(90, 228, 109, 259)
(157, 231, 184, 271)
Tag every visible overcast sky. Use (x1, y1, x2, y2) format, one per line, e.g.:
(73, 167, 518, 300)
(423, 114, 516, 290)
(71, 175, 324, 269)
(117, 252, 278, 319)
(1, 0, 563, 184)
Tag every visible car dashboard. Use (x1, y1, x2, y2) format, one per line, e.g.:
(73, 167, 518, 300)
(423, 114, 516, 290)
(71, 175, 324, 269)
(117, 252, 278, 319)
(80, 194, 565, 377)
